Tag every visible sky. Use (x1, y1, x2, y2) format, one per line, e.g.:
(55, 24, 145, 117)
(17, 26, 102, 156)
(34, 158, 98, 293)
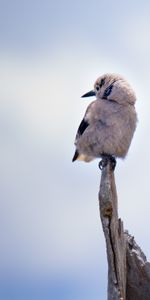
(1, 0, 150, 299)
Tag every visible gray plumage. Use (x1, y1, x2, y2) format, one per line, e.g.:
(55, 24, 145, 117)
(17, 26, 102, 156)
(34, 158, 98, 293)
(72, 73, 137, 163)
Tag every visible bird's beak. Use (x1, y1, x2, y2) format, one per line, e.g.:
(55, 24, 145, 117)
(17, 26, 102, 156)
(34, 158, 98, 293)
(81, 90, 96, 98)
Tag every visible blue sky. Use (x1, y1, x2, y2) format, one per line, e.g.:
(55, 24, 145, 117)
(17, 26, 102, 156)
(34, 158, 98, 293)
(1, 0, 150, 299)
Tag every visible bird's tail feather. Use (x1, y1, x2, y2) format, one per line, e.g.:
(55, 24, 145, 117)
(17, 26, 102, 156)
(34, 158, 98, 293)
(72, 150, 79, 162)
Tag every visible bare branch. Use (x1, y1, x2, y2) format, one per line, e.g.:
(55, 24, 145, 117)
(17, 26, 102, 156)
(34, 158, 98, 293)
(98, 161, 150, 299)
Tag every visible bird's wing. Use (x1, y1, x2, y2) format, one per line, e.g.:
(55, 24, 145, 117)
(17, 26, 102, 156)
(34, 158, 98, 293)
(72, 118, 89, 162)
(72, 118, 106, 162)
(75, 118, 89, 141)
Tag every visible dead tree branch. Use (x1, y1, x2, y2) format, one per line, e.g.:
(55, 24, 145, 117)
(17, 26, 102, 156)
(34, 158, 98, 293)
(98, 161, 150, 300)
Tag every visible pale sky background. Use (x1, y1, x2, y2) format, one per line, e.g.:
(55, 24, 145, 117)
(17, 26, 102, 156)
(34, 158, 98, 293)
(1, 0, 150, 299)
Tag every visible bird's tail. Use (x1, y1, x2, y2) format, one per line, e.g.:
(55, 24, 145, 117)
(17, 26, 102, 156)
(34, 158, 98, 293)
(72, 150, 79, 162)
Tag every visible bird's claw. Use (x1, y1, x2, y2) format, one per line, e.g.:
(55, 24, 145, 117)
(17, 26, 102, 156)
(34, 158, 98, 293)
(99, 158, 108, 170)
(98, 155, 116, 171)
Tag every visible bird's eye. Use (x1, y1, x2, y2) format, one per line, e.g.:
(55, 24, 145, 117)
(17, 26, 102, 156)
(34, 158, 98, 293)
(95, 85, 100, 91)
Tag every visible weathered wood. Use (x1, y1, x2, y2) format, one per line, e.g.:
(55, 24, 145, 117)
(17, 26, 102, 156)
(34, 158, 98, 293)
(98, 161, 150, 299)
(126, 231, 150, 300)
(99, 162, 126, 300)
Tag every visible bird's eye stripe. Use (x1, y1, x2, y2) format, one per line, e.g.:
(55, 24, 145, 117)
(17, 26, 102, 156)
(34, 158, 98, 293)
(103, 84, 113, 98)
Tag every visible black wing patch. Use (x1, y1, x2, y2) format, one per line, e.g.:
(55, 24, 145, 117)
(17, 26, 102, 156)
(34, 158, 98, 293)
(72, 119, 89, 162)
(77, 119, 89, 136)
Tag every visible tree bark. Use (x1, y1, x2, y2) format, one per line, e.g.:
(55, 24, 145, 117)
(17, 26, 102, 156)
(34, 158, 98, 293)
(98, 161, 150, 300)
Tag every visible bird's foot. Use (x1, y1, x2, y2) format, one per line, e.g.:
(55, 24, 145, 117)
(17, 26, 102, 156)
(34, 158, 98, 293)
(98, 155, 116, 171)
(109, 156, 116, 171)
(99, 157, 108, 170)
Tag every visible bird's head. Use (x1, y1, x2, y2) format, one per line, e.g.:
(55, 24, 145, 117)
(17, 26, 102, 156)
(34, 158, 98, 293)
(82, 73, 136, 106)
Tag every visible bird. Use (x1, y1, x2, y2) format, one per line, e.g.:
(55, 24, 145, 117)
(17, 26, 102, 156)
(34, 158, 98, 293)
(72, 73, 137, 169)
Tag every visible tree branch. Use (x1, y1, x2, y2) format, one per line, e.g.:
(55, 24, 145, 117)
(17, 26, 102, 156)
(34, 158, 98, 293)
(98, 161, 150, 300)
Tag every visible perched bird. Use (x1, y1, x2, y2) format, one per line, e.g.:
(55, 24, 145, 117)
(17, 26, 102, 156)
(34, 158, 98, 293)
(72, 73, 137, 169)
